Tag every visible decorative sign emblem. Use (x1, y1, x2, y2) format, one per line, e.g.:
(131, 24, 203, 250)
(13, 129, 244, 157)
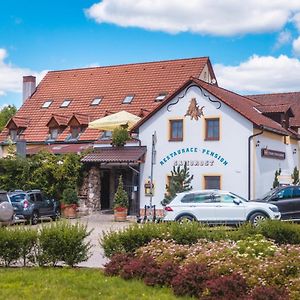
(185, 98, 204, 121)
(261, 148, 285, 160)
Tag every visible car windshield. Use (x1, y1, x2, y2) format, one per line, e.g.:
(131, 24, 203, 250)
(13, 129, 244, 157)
(260, 189, 277, 201)
(9, 193, 26, 202)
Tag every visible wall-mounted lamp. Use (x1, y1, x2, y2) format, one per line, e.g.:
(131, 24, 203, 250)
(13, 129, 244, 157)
(255, 140, 260, 147)
(293, 148, 297, 154)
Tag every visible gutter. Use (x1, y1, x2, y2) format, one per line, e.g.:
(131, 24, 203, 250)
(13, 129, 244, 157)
(248, 127, 264, 200)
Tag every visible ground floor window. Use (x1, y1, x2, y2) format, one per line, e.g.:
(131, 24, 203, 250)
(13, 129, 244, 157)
(204, 175, 221, 189)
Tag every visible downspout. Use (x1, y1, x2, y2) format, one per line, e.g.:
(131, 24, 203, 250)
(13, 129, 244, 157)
(248, 127, 264, 200)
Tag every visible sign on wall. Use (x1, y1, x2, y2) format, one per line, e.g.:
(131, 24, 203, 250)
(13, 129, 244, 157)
(261, 148, 285, 160)
(185, 98, 204, 121)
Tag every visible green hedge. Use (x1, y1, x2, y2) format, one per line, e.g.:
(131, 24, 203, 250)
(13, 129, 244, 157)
(0, 221, 92, 267)
(100, 220, 300, 257)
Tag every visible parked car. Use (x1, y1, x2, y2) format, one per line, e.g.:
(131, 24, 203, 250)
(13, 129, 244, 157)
(163, 190, 281, 226)
(253, 185, 300, 221)
(9, 190, 60, 225)
(0, 190, 14, 225)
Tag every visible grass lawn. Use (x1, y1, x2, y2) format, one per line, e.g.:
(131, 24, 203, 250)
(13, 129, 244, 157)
(0, 268, 190, 300)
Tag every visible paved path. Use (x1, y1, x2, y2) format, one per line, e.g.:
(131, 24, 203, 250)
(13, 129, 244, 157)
(71, 213, 132, 268)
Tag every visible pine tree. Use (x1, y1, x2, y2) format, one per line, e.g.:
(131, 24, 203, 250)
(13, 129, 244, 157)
(161, 162, 193, 206)
(272, 168, 281, 188)
(292, 167, 299, 185)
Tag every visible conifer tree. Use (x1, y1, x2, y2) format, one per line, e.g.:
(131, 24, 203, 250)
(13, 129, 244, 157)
(161, 162, 193, 206)
(292, 166, 299, 185)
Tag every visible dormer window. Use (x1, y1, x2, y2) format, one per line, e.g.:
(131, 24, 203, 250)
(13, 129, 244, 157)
(60, 100, 71, 108)
(155, 93, 167, 102)
(100, 131, 112, 140)
(50, 128, 59, 140)
(42, 100, 52, 108)
(123, 95, 134, 104)
(91, 98, 102, 106)
(71, 127, 80, 139)
(9, 129, 18, 141)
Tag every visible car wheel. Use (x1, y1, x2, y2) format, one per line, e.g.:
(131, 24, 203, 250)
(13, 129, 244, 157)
(31, 211, 39, 225)
(51, 209, 61, 221)
(176, 215, 196, 223)
(249, 212, 267, 226)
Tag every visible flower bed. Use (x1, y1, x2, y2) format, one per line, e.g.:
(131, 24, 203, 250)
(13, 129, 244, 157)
(104, 234, 300, 299)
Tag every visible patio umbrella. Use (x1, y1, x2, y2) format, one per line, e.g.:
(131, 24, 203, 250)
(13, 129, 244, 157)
(88, 111, 141, 131)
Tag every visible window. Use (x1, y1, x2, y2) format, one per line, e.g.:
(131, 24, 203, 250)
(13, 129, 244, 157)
(181, 193, 212, 203)
(204, 176, 221, 189)
(100, 131, 112, 140)
(123, 95, 134, 104)
(205, 118, 220, 141)
(29, 194, 35, 202)
(275, 187, 293, 200)
(155, 93, 167, 102)
(35, 193, 43, 202)
(42, 100, 52, 108)
(91, 98, 102, 106)
(49, 128, 59, 140)
(169, 120, 183, 141)
(60, 100, 71, 108)
(9, 129, 17, 141)
(293, 187, 300, 198)
(71, 127, 80, 139)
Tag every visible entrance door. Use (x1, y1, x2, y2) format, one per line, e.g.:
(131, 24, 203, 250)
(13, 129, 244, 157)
(101, 171, 110, 210)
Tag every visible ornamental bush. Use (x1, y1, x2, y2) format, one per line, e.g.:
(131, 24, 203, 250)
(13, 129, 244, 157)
(248, 286, 289, 300)
(201, 273, 248, 300)
(104, 253, 134, 276)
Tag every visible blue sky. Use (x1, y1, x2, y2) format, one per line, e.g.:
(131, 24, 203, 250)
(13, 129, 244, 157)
(1, 0, 300, 108)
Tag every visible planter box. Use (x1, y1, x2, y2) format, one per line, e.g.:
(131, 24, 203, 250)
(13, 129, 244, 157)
(114, 207, 128, 222)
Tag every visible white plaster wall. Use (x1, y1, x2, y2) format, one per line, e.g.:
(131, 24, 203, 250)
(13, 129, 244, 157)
(253, 135, 299, 198)
(138, 85, 253, 209)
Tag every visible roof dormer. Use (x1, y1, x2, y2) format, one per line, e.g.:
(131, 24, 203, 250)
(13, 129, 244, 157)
(6, 117, 29, 142)
(66, 113, 90, 141)
(45, 114, 69, 141)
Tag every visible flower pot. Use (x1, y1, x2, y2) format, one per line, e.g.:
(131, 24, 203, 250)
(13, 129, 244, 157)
(114, 207, 128, 222)
(62, 204, 77, 219)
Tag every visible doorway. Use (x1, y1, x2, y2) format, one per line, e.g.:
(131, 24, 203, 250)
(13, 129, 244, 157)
(100, 170, 110, 210)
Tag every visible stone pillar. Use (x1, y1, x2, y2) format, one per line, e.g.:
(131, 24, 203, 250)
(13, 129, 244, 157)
(87, 166, 101, 211)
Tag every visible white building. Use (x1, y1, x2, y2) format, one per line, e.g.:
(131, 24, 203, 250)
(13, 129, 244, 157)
(133, 77, 300, 215)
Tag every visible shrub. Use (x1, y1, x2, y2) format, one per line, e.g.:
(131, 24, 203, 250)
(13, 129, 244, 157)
(104, 253, 133, 276)
(61, 187, 79, 205)
(38, 221, 92, 267)
(248, 286, 289, 300)
(258, 220, 300, 244)
(113, 175, 128, 209)
(120, 255, 157, 280)
(171, 263, 214, 297)
(202, 273, 248, 300)
(0, 227, 22, 266)
(111, 126, 129, 147)
(144, 261, 179, 287)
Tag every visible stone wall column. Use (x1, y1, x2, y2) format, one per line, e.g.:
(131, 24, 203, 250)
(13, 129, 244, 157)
(87, 166, 101, 211)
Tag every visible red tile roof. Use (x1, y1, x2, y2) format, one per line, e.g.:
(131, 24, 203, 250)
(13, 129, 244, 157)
(81, 146, 147, 163)
(247, 92, 300, 127)
(1, 57, 211, 143)
(133, 77, 290, 136)
(26, 143, 93, 155)
(46, 114, 69, 127)
(256, 104, 294, 115)
(7, 117, 30, 129)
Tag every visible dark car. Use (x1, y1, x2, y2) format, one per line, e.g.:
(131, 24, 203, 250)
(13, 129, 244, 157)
(9, 190, 60, 225)
(254, 185, 300, 221)
(0, 190, 14, 225)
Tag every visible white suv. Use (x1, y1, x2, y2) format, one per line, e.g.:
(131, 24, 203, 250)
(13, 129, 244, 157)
(0, 190, 14, 225)
(163, 190, 281, 226)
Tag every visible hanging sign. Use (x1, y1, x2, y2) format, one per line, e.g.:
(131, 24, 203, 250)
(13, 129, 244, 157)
(261, 148, 285, 160)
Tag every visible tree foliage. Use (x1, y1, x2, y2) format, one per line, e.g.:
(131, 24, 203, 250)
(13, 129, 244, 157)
(161, 163, 193, 206)
(0, 105, 17, 132)
(112, 126, 129, 147)
(113, 175, 129, 208)
(0, 151, 85, 199)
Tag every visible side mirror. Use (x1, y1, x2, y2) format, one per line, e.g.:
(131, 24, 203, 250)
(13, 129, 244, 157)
(233, 198, 242, 205)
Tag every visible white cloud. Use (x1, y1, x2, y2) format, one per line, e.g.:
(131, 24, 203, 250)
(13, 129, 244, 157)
(0, 48, 47, 97)
(86, 0, 300, 36)
(214, 55, 300, 93)
(292, 36, 300, 55)
(274, 30, 292, 49)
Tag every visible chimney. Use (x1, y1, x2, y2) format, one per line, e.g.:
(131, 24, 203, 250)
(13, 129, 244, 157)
(23, 75, 36, 103)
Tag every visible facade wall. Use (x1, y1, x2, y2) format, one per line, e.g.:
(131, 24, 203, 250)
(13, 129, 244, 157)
(253, 132, 300, 198)
(138, 85, 253, 209)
